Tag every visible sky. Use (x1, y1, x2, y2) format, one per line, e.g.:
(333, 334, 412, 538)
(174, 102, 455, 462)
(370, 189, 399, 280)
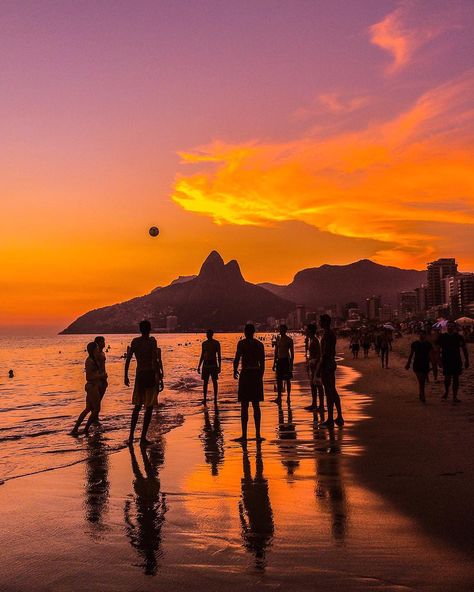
(1, 0, 473, 333)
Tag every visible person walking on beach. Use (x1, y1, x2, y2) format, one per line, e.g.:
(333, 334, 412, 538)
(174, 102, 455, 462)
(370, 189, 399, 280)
(272, 325, 294, 405)
(362, 333, 371, 358)
(380, 329, 390, 368)
(71, 341, 107, 435)
(124, 320, 164, 445)
(94, 336, 108, 404)
(350, 334, 360, 359)
(304, 323, 325, 412)
(437, 321, 469, 403)
(317, 314, 344, 428)
(197, 329, 221, 405)
(428, 329, 440, 382)
(233, 324, 265, 442)
(405, 330, 433, 403)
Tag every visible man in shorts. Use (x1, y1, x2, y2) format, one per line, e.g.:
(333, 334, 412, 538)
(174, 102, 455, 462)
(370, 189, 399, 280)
(272, 325, 294, 405)
(318, 314, 344, 428)
(437, 321, 469, 403)
(197, 329, 221, 404)
(94, 336, 108, 404)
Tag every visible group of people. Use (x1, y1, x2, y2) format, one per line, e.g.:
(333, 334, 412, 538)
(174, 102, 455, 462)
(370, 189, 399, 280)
(71, 315, 345, 444)
(349, 329, 392, 367)
(406, 321, 469, 403)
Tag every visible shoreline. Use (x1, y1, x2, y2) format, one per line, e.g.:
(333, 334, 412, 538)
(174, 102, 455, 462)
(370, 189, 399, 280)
(342, 336, 474, 555)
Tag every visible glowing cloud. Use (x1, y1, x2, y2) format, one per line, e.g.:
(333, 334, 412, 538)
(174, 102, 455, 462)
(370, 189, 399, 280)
(369, 1, 453, 73)
(172, 73, 474, 269)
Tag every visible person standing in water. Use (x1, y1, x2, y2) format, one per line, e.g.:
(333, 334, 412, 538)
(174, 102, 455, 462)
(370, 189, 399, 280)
(272, 325, 294, 405)
(124, 320, 164, 445)
(71, 342, 106, 435)
(317, 314, 344, 428)
(197, 329, 221, 405)
(437, 321, 469, 403)
(405, 330, 433, 403)
(304, 323, 325, 412)
(233, 324, 265, 442)
(94, 336, 108, 406)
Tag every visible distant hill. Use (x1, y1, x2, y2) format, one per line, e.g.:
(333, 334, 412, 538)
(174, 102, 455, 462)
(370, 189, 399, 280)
(260, 259, 426, 309)
(60, 251, 294, 334)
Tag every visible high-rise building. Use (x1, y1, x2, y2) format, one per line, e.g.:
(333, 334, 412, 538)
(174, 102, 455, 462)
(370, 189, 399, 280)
(295, 305, 306, 329)
(397, 291, 418, 319)
(414, 285, 427, 313)
(427, 258, 457, 308)
(444, 273, 474, 315)
(379, 304, 393, 322)
(366, 295, 381, 320)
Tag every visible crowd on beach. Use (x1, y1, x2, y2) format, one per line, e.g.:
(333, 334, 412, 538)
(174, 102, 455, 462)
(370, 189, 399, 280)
(68, 314, 470, 445)
(347, 321, 470, 403)
(70, 315, 343, 444)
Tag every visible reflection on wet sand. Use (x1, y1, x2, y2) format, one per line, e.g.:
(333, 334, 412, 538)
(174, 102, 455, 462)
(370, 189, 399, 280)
(276, 402, 300, 480)
(313, 420, 348, 544)
(124, 442, 167, 575)
(84, 431, 110, 539)
(200, 405, 224, 476)
(239, 445, 274, 570)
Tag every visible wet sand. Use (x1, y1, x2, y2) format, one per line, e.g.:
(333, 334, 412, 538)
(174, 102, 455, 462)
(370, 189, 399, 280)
(1, 343, 474, 591)
(344, 336, 474, 556)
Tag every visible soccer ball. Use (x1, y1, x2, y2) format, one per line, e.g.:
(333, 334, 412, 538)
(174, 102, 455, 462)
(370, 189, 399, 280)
(149, 226, 159, 237)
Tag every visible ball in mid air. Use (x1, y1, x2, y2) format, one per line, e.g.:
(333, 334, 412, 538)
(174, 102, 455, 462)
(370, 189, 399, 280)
(149, 226, 160, 237)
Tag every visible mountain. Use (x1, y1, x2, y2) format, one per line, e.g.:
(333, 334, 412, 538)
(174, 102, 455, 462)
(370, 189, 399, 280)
(260, 259, 426, 309)
(61, 251, 294, 333)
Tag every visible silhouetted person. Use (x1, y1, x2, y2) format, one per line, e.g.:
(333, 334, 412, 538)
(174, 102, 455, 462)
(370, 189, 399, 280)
(429, 329, 441, 382)
(8, 369, 14, 378)
(350, 334, 360, 359)
(124, 320, 164, 445)
(405, 330, 432, 403)
(200, 405, 224, 476)
(71, 341, 106, 435)
(380, 329, 390, 368)
(83, 431, 110, 539)
(304, 324, 325, 412)
(271, 324, 294, 405)
(197, 329, 221, 404)
(239, 446, 274, 569)
(437, 321, 469, 403)
(362, 333, 371, 358)
(233, 324, 265, 442)
(318, 315, 344, 428)
(124, 442, 167, 575)
(94, 336, 108, 405)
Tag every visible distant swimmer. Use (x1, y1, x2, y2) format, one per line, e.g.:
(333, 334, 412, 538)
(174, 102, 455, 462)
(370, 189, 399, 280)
(71, 342, 106, 435)
(233, 324, 265, 443)
(405, 330, 433, 403)
(318, 314, 344, 428)
(124, 320, 164, 446)
(197, 329, 221, 404)
(94, 336, 108, 409)
(437, 321, 469, 404)
(8, 369, 14, 378)
(304, 324, 325, 413)
(272, 325, 294, 405)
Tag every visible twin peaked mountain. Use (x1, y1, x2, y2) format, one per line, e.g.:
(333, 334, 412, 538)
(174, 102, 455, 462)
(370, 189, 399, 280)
(61, 251, 426, 333)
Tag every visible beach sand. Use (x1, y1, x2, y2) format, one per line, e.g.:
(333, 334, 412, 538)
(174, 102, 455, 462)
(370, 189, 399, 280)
(1, 339, 473, 591)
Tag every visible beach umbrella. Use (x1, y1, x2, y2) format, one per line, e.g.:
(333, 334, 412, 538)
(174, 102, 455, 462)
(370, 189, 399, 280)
(455, 317, 474, 326)
(383, 323, 395, 331)
(432, 319, 449, 330)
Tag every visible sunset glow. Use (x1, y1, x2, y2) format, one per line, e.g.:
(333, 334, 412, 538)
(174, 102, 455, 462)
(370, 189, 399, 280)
(1, 1, 473, 332)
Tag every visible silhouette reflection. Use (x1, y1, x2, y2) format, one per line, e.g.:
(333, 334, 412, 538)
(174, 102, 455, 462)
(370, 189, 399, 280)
(239, 445, 274, 569)
(277, 402, 300, 480)
(313, 422, 347, 544)
(124, 441, 167, 575)
(200, 405, 224, 476)
(84, 431, 110, 539)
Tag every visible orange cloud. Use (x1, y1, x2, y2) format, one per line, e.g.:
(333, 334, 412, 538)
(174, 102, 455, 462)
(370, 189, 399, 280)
(172, 73, 474, 269)
(369, 1, 451, 73)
